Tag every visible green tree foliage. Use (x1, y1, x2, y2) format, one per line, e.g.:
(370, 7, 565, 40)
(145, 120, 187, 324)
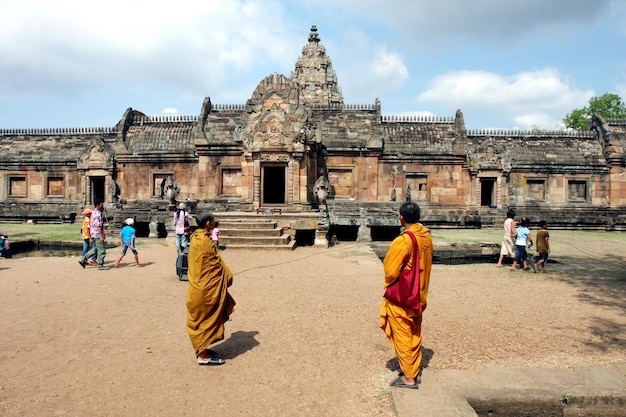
(563, 93, 626, 130)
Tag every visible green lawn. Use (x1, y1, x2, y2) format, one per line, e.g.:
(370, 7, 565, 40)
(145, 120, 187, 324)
(1, 223, 83, 242)
(2, 222, 624, 246)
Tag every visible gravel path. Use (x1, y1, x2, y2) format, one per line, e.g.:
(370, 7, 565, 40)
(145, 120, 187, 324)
(0, 230, 624, 416)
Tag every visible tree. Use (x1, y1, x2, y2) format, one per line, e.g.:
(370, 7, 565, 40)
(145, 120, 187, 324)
(563, 93, 626, 130)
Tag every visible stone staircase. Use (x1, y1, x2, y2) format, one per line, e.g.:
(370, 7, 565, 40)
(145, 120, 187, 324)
(217, 217, 296, 250)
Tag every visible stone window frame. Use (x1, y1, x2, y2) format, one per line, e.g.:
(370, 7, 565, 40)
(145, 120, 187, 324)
(219, 166, 242, 197)
(405, 172, 429, 201)
(327, 165, 355, 199)
(8, 175, 27, 198)
(152, 172, 174, 198)
(567, 178, 589, 203)
(526, 177, 547, 201)
(46, 175, 65, 198)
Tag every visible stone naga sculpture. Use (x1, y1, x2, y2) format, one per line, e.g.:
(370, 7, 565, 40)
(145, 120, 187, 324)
(161, 176, 180, 204)
(314, 175, 331, 204)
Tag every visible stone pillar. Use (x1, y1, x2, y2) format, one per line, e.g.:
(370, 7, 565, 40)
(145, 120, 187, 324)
(149, 221, 159, 238)
(313, 208, 329, 247)
(357, 224, 371, 242)
(313, 227, 329, 247)
(253, 160, 261, 207)
(356, 207, 371, 242)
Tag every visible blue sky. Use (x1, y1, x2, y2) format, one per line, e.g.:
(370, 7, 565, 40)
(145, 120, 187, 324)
(1, 0, 625, 130)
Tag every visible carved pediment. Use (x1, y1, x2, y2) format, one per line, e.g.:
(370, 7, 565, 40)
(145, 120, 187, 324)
(77, 138, 114, 170)
(468, 137, 511, 171)
(234, 73, 313, 153)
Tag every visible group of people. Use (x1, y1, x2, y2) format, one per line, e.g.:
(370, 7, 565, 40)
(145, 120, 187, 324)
(0, 225, 11, 258)
(173, 202, 220, 254)
(497, 209, 551, 272)
(78, 198, 142, 270)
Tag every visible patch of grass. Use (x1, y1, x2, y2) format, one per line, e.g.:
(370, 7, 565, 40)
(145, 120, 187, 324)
(1, 223, 84, 242)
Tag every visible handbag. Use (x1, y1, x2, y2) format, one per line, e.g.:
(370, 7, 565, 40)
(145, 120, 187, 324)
(384, 231, 421, 310)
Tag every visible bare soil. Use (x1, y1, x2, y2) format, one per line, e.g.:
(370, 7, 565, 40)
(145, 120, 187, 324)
(0, 231, 625, 417)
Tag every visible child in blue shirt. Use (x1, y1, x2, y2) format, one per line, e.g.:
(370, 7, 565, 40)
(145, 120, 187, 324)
(510, 217, 533, 271)
(114, 218, 143, 268)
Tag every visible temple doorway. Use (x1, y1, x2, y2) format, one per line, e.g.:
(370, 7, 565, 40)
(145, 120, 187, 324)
(480, 178, 496, 207)
(89, 176, 106, 205)
(262, 164, 286, 205)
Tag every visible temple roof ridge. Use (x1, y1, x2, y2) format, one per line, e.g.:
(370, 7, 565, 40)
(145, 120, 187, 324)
(133, 114, 198, 124)
(0, 126, 116, 136)
(466, 128, 596, 138)
(382, 114, 455, 123)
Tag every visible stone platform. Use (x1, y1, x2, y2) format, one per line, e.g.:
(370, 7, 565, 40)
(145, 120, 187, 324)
(392, 362, 626, 417)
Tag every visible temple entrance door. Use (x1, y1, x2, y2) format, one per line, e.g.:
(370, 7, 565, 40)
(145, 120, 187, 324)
(480, 178, 496, 207)
(89, 176, 106, 205)
(262, 164, 286, 205)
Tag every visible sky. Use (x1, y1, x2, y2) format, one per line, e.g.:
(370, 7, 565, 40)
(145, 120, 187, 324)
(1, 0, 625, 130)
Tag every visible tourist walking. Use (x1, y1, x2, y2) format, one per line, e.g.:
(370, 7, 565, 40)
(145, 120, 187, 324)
(534, 220, 550, 273)
(510, 217, 532, 271)
(81, 208, 97, 265)
(114, 218, 143, 268)
(497, 209, 517, 267)
(211, 221, 220, 250)
(380, 201, 433, 389)
(174, 202, 193, 254)
(78, 199, 107, 270)
(186, 211, 235, 366)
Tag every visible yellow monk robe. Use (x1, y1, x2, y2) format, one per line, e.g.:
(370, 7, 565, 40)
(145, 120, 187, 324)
(186, 228, 236, 355)
(380, 223, 433, 379)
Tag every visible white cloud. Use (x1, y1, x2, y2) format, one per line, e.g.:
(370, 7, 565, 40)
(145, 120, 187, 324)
(0, 0, 299, 101)
(416, 68, 595, 129)
(329, 29, 409, 103)
(303, 0, 616, 46)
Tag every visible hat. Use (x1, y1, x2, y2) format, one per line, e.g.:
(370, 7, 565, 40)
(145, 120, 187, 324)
(125, 218, 134, 226)
(83, 209, 92, 215)
(177, 202, 186, 210)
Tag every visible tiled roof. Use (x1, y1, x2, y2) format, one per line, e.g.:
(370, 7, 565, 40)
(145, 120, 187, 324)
(0, 134, 104, 163)
(125, 123, 196, 154)
(382, 122, 458, 155)
(468, 134, 607, 170)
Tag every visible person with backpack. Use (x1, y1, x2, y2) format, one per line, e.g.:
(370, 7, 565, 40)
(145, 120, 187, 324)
(174, 202, 194, 254)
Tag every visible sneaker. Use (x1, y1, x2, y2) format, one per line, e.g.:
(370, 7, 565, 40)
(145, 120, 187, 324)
(78, 260, 86, 269)
(97, 266, 108, 271)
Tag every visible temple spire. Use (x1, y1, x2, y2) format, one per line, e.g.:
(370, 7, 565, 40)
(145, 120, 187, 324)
(290, 25, 344, 107)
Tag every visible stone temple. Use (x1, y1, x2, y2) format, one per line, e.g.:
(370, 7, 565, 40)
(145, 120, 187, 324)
(1, 25, 625, 245)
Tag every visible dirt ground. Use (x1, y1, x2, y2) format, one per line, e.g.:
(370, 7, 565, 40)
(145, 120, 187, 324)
(0, 231, 625, 417)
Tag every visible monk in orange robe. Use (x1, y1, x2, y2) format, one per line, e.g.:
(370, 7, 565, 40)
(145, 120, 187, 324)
(186, 210, 235, 366)
(380, 201, 433, 388)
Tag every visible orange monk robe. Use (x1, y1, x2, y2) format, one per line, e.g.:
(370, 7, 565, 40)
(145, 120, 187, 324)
(380, 223, 433, 380)
(186, 228, 236, 356)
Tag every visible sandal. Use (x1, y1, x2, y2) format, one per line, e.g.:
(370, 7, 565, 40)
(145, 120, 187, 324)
(390, 376, 418, 389)
(198, 357, 225, 366)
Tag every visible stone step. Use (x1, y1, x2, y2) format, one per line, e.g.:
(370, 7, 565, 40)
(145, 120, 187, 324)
(221, 228, 283, 237)
(218, 220, 278, 230)
(223, 240, 297, 251)
(220, 234, 293, 246)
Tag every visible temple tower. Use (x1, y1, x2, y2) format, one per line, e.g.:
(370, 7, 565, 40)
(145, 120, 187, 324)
(290, 25, 344, 107)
